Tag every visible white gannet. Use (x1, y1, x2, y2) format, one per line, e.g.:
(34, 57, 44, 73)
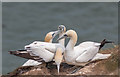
(9, 31, 60, 66)
(53, 25, 66, 74)
(22, 31, 58, 66)
(24, 25, 66, 72)
(9, 25, 66, 69)
(57, 30, 113, 66)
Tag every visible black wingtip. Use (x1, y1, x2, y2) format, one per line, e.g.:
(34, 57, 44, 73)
(17, 49, 27, 51)
(101, 39, 113, 43)
(102, 39, 106, 42)
(8, 51, 14, 54)
(8, 51, 18, 55)
(99, 39, 113, 50)
(105, 41, 114, 43)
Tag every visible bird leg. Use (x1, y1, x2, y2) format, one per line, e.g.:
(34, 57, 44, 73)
(46, 61, 55, 69)
(62, 63, 74, 69)
(70, 66, 84, 74)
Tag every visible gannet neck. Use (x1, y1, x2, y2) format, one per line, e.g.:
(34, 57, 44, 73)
(66, 30, 77, 50)
(54, 47, 63, 74)
(59, 32, 65, 46)
(55, 48, 63, 61)
(58, 25, 66, 46)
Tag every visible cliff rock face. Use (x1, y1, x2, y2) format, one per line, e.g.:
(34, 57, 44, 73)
(7, 46, 119, 76)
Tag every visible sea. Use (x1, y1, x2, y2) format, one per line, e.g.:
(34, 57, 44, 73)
(2, 2, 118, 74)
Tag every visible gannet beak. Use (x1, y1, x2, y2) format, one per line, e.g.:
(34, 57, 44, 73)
(57, 64, 60, 74)
(52, 30, 61, 39)
(56, 36, 64, 42)
(56, 34, 67, 42)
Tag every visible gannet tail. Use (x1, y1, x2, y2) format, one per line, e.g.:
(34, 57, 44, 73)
(22, 59, 42, 66)
(91, 53, 111, 61)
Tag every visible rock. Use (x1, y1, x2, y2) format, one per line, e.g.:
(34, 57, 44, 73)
(6, 45, 119, 76)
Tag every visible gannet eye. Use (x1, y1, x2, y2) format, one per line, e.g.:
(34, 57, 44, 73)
(58, 27, 62, 30)
(34, 42, 37, 44)
(52, 33, 55, 36)
(64, 34, 68, 37)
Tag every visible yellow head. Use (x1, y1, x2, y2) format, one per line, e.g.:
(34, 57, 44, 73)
(58, 25, 66, 33)
(44, 32, 54, 43)
(44, 25, 66, 43)
(65, 30, 77, 38)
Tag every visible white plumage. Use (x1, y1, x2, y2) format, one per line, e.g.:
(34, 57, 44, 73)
(25, 41, 64, 62)
(57, 30, 112, 66)
(23, 25, 66, 66)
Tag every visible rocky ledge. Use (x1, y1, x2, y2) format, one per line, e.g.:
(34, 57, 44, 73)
(3, 45, 119, 76)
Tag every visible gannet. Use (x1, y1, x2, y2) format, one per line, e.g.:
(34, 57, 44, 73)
(23, 25, 66, 73)
(57, 30, 113, 66)
(54, 25, 66, 74)
(25, 28, 65, 61)
(9, 31, 61, 66)
(23, 31, 58, 66)
(24, 25, 66, 74)
(9, 25, 66, 69)
(23, 25, 66, 66)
